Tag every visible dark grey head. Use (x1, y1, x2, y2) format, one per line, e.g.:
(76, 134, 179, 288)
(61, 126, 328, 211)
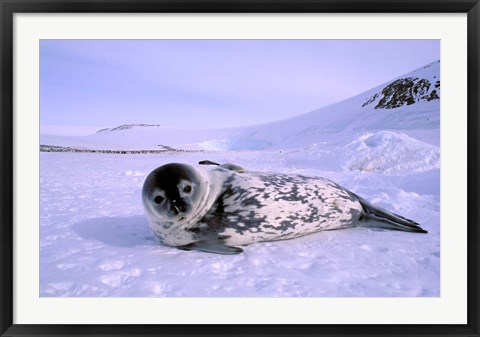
(142, 163, 205, 222)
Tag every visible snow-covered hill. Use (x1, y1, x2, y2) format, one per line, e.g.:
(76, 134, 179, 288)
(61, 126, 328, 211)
(40, 60, 440, 297)
(41, 60, 440, 151)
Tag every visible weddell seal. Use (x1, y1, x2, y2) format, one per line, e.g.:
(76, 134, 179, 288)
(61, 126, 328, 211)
(142, 161, 427, 255)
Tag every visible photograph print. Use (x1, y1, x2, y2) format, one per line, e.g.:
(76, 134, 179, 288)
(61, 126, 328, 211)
(40, 39, 440, 297)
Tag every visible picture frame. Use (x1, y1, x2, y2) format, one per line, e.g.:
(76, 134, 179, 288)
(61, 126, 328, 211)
(1, 0, 478, 336)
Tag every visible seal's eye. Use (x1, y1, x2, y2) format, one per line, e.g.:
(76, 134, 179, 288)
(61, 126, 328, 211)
(153, 196, 164, 204)
(183, 185, 192, 193)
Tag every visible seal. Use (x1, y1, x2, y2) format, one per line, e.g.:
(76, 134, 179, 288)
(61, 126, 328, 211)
(142, 161, 427, 255)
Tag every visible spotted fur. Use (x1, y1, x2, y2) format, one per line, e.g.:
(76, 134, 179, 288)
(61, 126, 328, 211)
(199, 168, 363, 246)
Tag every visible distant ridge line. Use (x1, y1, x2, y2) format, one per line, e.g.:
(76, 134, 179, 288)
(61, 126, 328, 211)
(96, 124, 161, 133)
(40, 144, 204, 154)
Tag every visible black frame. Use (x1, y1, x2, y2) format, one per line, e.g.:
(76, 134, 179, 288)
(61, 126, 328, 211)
(1, 1, 479, 336)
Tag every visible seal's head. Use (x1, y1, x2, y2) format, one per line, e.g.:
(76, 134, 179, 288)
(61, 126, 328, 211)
(142, 163, 207, 224)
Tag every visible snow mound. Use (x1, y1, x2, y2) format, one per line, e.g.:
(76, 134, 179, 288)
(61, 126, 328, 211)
(342, 131, 440, 174)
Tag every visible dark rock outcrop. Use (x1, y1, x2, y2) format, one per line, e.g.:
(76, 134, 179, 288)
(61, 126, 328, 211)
(362, 77, 440, 110)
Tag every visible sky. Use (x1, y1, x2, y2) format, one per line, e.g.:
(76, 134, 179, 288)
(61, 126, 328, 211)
(40, 40, 439, 135)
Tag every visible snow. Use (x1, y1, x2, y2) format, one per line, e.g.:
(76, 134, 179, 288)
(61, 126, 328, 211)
(342, 131, 440, 174)
(40, 60, 440, 297)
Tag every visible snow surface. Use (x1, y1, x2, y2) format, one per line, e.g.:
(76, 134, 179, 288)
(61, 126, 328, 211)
(40, 60, 440, 297)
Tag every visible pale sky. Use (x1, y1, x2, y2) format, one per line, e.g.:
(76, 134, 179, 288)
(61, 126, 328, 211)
(40, 40, 439, 135)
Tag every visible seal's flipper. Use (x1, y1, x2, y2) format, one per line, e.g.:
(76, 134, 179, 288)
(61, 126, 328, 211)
(179, 241, 243, 255)
(199, 160, 220, 166)
(199, 160, 245, 173)
(219, 163, 246, 173)
(355, 194, 428, 233)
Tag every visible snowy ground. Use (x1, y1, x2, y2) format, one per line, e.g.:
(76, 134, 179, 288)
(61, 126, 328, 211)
(40, 146, 439, 297)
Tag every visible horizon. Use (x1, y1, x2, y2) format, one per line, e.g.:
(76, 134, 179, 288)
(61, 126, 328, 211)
(40, 40, 439, 136)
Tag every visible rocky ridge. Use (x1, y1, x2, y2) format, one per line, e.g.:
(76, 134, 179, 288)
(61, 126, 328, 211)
(362, 61, 440, 110)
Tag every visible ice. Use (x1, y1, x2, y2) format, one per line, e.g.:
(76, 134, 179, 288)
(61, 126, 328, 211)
(40, 149, 439, 297)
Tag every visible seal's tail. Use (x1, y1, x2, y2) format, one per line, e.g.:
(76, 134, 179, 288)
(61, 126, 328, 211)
(355, 194, 428, 233)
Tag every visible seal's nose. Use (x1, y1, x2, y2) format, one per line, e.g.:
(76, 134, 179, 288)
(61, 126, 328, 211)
(170, 202, 180, 214)
(170, 199, 187, 214)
